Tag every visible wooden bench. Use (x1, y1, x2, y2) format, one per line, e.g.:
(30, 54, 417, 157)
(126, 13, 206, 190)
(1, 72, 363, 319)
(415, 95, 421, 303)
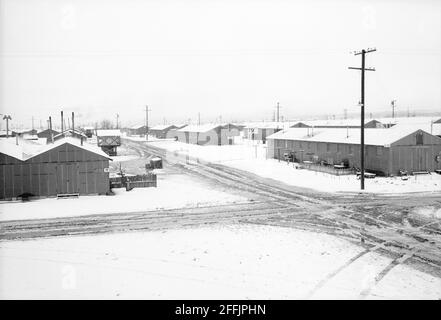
(356, 172, 376, 179)
(57, 193, 79, 199)
(412, 171, 430, 175)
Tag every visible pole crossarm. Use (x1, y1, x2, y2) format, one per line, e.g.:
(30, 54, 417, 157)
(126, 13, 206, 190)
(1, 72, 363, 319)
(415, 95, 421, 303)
(348, 67, 376, 71)
(353, 48, 376, 55)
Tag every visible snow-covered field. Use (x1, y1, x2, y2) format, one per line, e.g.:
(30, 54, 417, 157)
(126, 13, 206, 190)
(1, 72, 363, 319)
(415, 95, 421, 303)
(147, 139, 441, 194)
(1, 224, 439, 299)
(0, 174, 247, 221)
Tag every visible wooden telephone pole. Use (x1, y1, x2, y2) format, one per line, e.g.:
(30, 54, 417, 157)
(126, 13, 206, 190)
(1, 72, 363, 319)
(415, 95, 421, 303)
(391, 100, 396, 119)
(349, 48, 376, 190)
(275, 102, 281, 122)
(145, 105, 151, 141)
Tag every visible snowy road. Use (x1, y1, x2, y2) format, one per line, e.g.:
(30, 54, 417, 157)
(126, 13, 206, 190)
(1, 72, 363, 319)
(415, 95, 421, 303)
(121, 140, 441, 279)
(0, 201, 293, 240)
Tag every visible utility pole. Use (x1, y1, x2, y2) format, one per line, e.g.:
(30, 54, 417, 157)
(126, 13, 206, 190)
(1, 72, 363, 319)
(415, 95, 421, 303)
(198, 112, 201, 125)
(275, 102, 281, 122)
(116, 114, 119, 129)
(145, 105, 151, 141)
(31, 116, 34, 131)
(349, 48, 376, 190)
(49, 116, 53, 143)
(61, 111, 64, 132)
(3, 115, 12, 138)
(391, 100, 396, 119)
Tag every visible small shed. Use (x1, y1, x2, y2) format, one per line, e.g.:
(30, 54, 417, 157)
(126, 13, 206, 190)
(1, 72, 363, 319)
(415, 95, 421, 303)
(0, 137, 112, 200)
(96, 129, 121, 156)
(83, 126, 95, 138)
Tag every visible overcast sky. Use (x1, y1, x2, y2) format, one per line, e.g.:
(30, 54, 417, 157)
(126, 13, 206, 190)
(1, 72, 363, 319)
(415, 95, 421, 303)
(0, 0, 440, 128)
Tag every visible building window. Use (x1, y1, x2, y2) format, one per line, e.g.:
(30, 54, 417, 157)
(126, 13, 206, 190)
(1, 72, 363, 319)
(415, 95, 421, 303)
(349, 145, 353, 155)
(326, 143, 331, 152)
(416, 132, 423, 145)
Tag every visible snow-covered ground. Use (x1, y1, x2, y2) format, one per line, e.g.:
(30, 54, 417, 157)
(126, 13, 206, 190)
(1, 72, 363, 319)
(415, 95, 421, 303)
(145, 139, 441, 194)
(109, 155, 139, 162)
(228, 158, 441, 194)
(0, 174, 247, 221)
(0, 224, 439, 299)
(124, 135, 174, 142)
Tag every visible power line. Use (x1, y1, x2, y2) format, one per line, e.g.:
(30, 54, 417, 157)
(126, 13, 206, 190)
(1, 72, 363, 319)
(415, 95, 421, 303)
(349, 47, 376, 191)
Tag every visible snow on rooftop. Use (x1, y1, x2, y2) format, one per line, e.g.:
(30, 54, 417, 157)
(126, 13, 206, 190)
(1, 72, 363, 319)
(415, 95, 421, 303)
(243, 121, 293, 129)
(376, 116, 441, 126)
(130, 124, 146, 129)
(178, 123, 235, 133)
(53, 129, 87, 138)
(0, 136, 111, 161)
(266, 125, 441, 146)
(291, 119, 380, 127)
(149, 124, 177, 131)
(96, 129, 121, 136)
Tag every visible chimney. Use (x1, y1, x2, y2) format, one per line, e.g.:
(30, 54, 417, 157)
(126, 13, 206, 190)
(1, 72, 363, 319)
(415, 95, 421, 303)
(81, 136, 83, 146)
(49, 116, 53, 143)
(72, 112, 75, 131)
(61, 111, 64, 132)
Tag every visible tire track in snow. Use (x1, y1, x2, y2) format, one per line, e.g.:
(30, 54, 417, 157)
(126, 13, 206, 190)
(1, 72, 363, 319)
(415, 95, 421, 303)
(305, 244, 384, 299)
(358, 250, 416, 299)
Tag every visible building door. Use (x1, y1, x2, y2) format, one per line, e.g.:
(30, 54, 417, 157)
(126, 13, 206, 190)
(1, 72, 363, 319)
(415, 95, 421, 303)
(413, 147, 428, 172)
(56, 163, 80, 194)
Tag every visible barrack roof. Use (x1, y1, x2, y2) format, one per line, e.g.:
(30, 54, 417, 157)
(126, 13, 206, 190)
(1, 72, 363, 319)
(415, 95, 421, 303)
(178, 123, 238, 133)
(0, 137, 111, 161)
(149, 124, 177, 131)
(267, 125, 441, 146)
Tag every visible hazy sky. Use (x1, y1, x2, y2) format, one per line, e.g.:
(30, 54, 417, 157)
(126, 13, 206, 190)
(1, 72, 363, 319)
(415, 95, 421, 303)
(0, 0, 440, 128)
